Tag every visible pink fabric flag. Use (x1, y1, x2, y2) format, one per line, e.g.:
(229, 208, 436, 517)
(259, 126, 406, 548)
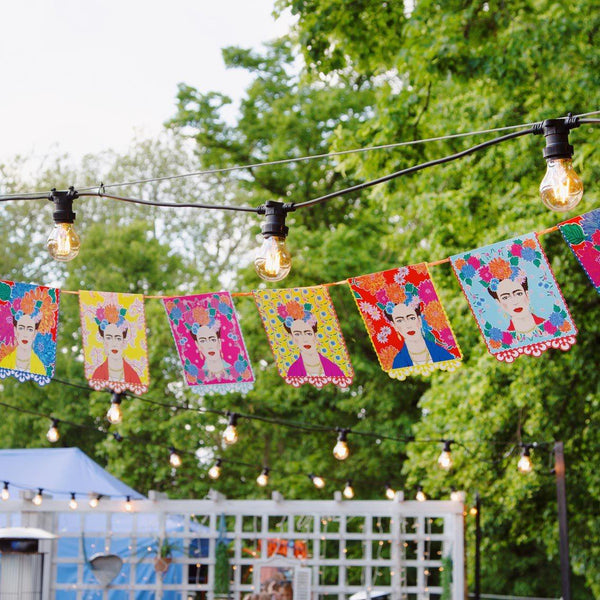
(450, 233, 577, 362)
(79, 291, 149, 394)
(253, 286, 353, 389)
(162, 292, 254, 395)
(0, 280, 60, 386)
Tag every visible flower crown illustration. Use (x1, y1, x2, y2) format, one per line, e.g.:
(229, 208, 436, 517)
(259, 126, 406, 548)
(276, 301, 317, 329)
(165, 295, 234, 336)
(94, 304, 127, 331)
(374, 283, 421, 317)
(10, 288, 56, 334)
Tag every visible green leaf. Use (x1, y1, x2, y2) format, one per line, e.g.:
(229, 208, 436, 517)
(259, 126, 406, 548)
(0, 282, 11, 301)
(561, 223, 586, 246)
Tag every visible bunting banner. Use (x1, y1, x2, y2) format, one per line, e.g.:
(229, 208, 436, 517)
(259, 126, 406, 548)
(450, 234, 577, 362)
(79, 291, 149, 394)
(0, 281, 60, 386)
(253, 286, 353, 389)
(348, 264, 462, 380)
(162, 292, 254, 395)
(558, 208, 600, 294)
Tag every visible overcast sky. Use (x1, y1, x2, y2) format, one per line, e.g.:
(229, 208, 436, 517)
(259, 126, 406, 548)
(0, 1, 293, 163)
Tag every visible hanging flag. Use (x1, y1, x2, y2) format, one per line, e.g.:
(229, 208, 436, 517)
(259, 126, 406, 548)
(348, 265, 461, 380)
(162, 292, 254, 395)
(253, 287, 353, 389)
(0, 281, 60, 386)
(450, 234, 577, 362)
(558, 208, 600, 294)
(79, 291, 149, 394)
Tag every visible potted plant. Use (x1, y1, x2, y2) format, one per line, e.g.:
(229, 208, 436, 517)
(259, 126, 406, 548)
(153, 537, 179, 574)
(213, 538, 231, 599)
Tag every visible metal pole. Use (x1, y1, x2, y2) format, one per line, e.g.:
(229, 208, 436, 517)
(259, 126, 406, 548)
(474, 492, 481, 600)
(554, 441, 571, 600)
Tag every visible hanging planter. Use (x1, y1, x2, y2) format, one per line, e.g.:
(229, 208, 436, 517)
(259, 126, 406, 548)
(153, 537, 178, 575)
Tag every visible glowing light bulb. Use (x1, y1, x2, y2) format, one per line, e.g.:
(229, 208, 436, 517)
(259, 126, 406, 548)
(416, 486, 426, 502)
(469, 506, 478, 516)
(208, 460, 222, 480)
(222, 413, 239, 445)
(256, 468, 269, 487)
(2, 482, 9, 501)
(33, 489, 43, 506)
(310, 474, 325, 489)
(107, 394, 123, 424)
(254, 236, 292, 282)
(385, 484, 396, 500)
(343, 481, 354, 499)
(124, 496, 133, 512)
(89, 495, 100, 508)
(69, 493, 78, 510)
(518, 446, 533, 474)
(169, 447, 182, 468)
(450, 488, 462, 502)
(47, 223, 81, 261)
(333, 429, 350, 461)
(540, 158, 583, 212)
(437, 440, 453, 470)
(46, 420, 60, 443)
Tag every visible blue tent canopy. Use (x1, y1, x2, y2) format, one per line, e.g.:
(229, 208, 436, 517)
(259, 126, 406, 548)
(0, 447, 145, 500)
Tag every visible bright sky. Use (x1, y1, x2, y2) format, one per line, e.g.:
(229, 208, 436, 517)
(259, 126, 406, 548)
(0, 0, 293, 163)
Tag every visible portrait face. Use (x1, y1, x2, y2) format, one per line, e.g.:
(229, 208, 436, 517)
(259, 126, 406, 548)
(15, 314, 37, 348)
(289, 319, 317, 353)
(102, 323, 127, 358)
(391, 303, 420, 339)
(495, 279, 530, 317)
(195, 325, 222, 359)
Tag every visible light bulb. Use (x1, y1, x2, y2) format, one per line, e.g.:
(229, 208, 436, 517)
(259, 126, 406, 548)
(450, 488, 462, 502)
(343, 481, 354, 499)
(222, 413, 239, 445)
(256, 468, 269, 487)
(2, 482, 9, 501)
(124, 496, 133, 511)
(107, 401, 123, 425)
(437, 441, 453, 470)
(33, 489, 43, 506)
(333, 429, 350, 461)
(89, 495, 100, 508)
(47, 223, 81, 262)
(518, 447, 533, 474)
(46, 420, 60, 443)
(540, 158, 583, 212)
(416, 486, 426, 502)
(69, 493, 78, 510)
(169, 448, 182, 468)
(254, 236, 292, 282)
(208, 460, 222, 480)
(385, 484, 395, 500)
(310, 474, 325, 489)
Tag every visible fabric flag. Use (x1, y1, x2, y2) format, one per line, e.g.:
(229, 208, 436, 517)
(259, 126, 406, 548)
(558, 208, 600, 294)
(162, 292, 254, 395)
(253, 286, 353, 389)
(450, 234, 577, 362)
(348, 264, 462, 380)
(0, 280, 60, 386)
(79, 291, 149, 394)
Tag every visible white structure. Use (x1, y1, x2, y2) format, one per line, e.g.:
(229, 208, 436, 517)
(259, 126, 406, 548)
(0, 492, 465, 600)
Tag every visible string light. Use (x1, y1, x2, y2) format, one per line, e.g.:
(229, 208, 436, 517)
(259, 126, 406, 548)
(69, 493, 78, 510)
(124, 495, 133, 512)
(32, 488, 43, 506)
(450, 487, 462, 502)
(46, 419, 60, 443)
(518, 445, 533, 474)
(46, 187, 80, 262)
(208, 459, 222, 480)
(1, 482, 9, 501)
(537, 116, 583, 212)
(169, 447, 182, 468)
(385, 484, 396, 500)
(343, 480, 355, 499)
(437, 440, 453, 470)
(416, 486, 427, 502)
(222, 412, 239, 446)
(333, 429, 350, 461)
(309, 474, 325, 489)
(106, 392, 124, 425)
(89, 494, 100, 508)
(254, 201, 293, 282)
(256, 467, 270, 487)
